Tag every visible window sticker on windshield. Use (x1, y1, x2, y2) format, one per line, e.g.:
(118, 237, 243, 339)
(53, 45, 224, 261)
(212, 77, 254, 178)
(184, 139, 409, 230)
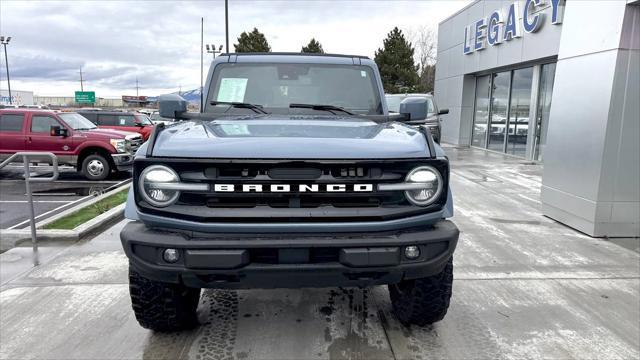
(217, 78, 248, 102)
(119, 118, 126, 125)
(361, 71, 367, 78)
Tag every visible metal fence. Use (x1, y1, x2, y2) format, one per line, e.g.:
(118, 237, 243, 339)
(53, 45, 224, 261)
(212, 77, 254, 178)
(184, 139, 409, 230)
(0, 152, 59, 258)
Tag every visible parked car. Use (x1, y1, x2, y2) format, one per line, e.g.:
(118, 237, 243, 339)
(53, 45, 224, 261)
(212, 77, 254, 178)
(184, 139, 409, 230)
(0, 109, 143, 180)
(137, 108, 156, 116)
(385, 93, 448, 143)
(76, 110, 154, 141)
(149, 111, 175, 125)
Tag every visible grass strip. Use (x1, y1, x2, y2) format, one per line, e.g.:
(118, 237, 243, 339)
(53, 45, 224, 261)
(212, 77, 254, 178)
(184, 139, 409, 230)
(44, 188, 129, 230)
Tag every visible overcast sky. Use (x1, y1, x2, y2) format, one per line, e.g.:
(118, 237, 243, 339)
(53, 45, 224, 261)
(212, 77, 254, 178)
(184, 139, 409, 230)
(0, 0, 469, 98)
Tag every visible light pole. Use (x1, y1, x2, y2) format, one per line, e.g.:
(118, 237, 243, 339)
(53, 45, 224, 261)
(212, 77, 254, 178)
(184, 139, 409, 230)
(206, 44, 223, 59)
(225, 0, 229, 53)
(1, 36, 12, 105)
(200, 17, 204, 111)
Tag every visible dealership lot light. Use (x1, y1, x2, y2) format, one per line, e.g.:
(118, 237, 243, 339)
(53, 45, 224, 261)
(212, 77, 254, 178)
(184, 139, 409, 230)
(1, 36, 12, 104)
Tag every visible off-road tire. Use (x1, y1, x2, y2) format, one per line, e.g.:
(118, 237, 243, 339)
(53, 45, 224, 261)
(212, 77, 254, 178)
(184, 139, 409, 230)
(129, 267, 201, 332)
(81, 154, 111, 181)
(389, 258, 453, 326)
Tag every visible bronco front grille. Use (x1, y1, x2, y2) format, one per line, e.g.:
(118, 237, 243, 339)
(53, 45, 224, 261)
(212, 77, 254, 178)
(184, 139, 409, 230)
(134, 159, 449, 223)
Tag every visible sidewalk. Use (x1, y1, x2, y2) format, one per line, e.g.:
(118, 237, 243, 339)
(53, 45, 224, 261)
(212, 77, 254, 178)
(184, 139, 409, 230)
(1, 145, 638, 359)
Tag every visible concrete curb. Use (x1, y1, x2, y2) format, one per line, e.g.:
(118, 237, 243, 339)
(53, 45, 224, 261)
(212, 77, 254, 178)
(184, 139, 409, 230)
(0, 229, 78, 252)
(74, 203, 125, 239)
(0, 185, 129, 251)
(35, 183, 130, 229)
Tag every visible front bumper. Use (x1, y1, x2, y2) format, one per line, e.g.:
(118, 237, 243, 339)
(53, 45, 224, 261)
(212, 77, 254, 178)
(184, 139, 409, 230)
(120, 220, 459, 289)
(111, 153, 135, 171)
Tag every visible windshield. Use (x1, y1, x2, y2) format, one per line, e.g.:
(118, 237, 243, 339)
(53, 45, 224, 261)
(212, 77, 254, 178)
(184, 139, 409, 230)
(206, 63, 383, 115)
(59, 113, 97, 130)
(136, 114, 153, 125)
(385, 95, 435, 114)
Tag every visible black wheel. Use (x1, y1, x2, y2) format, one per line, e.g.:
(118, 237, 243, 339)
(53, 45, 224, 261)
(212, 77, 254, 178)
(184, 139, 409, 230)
(129, 267, 201, 332)
(389, 257, 453, 326)
(81, 154, 110, 180)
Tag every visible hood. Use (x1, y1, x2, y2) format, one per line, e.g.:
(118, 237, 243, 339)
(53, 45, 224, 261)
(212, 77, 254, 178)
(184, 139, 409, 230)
(79, 128, 141, 139)
(150, 115, 431, 159)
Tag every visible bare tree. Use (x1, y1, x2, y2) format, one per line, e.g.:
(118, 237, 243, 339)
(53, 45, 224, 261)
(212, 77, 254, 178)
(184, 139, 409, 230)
(405, 25, 437, 93)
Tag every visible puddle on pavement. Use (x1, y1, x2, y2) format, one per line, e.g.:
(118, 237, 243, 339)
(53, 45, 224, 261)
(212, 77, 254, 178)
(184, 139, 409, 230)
(32, 185, 112, 196)
(489, 218, 542, 225)
(182, 287, 395, 360)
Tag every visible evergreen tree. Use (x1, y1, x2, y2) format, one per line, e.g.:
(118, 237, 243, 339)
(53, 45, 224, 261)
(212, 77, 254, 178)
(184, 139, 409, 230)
(418, 64, 436, 93)
(234, 28, 271, 53)
(374, 27, 419, 93)
(301, 38, 324, 53)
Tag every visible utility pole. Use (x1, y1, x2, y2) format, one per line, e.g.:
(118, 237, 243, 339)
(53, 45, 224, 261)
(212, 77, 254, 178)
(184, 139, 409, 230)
(1, 36, 12, 104)
(225, 0, 229, 53)
(79, 67, 85, 92)
(135, 77, 139, 96)
(201, 17, 204, 111)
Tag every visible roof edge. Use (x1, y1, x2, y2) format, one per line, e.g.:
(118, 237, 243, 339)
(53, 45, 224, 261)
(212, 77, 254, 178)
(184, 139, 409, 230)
(220, 52, 370, 59)
(438, 0, 480, 25)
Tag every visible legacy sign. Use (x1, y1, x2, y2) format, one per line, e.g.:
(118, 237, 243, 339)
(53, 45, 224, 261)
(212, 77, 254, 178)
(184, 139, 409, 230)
(464, 0, 565, 55)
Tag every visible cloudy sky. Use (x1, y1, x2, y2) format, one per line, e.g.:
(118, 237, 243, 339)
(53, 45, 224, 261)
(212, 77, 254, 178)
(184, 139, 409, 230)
(0, 0, 469, 98)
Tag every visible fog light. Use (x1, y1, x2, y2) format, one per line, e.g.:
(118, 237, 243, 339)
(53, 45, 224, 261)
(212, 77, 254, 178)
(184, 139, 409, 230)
(404, 246, 420, 259)
(163, 248, 180, 263)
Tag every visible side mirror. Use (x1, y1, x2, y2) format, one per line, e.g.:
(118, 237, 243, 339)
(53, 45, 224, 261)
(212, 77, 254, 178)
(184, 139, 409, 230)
(438, 108, 449, 115)
(159, 94, 188, 119)
(50, 125, 69, 137)
(399, 97, 428, 121)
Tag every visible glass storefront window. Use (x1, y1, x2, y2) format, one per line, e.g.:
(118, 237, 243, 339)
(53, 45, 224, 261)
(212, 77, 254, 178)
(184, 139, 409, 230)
(506, 67, 533, 157)
(471, 63, 552, 161)
(534, 63, 556, 161)
(472, 75, 491, 148)
(487, 71, 511, 152)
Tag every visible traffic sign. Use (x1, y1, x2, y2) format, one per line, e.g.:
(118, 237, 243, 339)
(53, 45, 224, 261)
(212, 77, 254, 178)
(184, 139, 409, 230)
(75, 91, 95, 104)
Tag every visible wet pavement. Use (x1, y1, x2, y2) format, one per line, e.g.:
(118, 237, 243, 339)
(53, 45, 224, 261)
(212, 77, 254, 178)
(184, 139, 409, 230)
(1, 146, 638, 359)
(0, 165, 129, 229)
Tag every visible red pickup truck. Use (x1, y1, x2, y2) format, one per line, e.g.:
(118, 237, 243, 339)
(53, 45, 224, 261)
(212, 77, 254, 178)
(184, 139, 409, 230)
(76, 110, 154, 140)
(0, 109, 143, 180)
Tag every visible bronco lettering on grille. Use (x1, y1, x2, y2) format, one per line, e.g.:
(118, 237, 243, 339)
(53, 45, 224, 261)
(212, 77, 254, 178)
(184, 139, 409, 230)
(213, 184, 374, 192)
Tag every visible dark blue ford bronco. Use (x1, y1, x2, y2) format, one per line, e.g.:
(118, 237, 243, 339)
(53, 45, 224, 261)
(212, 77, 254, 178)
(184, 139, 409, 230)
(121, 53, 459, 331)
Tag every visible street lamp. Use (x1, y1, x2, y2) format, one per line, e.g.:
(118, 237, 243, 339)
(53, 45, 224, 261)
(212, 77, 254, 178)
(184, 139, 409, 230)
(0, 36, 12, 105)
(206, 44, 223, 59)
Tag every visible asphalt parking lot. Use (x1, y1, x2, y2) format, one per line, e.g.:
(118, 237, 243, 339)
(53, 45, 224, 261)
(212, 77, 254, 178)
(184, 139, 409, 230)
(1, 145, 638, 360)
(0, 165, 129, 229)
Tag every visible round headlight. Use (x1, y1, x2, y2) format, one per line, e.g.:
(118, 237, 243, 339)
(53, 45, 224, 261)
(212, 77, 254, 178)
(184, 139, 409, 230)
(139, 165, 180, 207)
(404, 166, 443, 206)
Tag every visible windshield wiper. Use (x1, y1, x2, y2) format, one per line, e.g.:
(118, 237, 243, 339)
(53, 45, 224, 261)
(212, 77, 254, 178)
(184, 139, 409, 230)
(210, 101, 268, 114)
(289, 103, 355, 115)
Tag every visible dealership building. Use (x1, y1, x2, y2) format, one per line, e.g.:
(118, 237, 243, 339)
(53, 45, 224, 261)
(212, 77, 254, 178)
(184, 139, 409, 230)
(435, 0, 639, 237)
